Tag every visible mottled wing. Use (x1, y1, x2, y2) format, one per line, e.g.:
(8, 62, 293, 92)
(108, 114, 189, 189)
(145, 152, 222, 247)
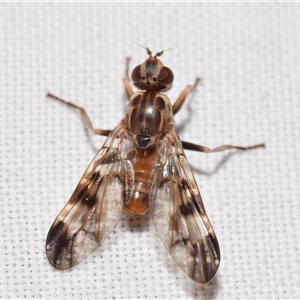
(46, 125, 130, 270)
(151, 133, 220, 283)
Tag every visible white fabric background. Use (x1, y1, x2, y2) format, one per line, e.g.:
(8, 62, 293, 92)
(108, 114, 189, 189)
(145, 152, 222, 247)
(0, 3, 299, 299)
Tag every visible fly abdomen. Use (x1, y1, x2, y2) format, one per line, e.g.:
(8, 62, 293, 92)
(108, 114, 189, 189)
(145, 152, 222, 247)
(124, 150, 158, 215)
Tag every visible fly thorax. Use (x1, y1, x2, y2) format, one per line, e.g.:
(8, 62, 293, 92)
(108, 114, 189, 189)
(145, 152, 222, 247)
(128, 92, 171, 151)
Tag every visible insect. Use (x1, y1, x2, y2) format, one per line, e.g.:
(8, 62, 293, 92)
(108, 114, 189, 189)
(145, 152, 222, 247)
(46, 47, 265, 283)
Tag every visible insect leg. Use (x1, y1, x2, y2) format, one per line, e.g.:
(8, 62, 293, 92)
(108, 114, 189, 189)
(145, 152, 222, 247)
(172, 78, 201, 115)
(182, 141, 266, 153)
(46, 93, 111, 136)
(122, 57, 134, 100)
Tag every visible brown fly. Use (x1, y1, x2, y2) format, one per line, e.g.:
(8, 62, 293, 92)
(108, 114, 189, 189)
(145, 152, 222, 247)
(46, 48, 264, 283)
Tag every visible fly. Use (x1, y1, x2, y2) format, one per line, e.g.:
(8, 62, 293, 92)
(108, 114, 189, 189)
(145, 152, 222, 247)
(46, 47, 265, 283)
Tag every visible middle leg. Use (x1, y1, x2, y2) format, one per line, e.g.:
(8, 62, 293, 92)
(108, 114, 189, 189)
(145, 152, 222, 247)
(182, 141, 266, 153)
(47, 93, 112, 136)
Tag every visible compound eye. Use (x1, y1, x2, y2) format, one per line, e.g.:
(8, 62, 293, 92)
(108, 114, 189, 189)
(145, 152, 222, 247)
(131, 65, 141, 82)
(157, 66, 174, 85)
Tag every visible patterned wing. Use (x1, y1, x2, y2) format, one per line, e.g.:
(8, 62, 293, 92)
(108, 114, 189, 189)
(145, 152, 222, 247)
(46, 125, 131, 270)
(151, 133, 220, 283)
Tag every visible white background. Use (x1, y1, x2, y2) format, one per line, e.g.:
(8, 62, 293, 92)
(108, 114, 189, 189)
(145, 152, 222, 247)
(0, 3, 299, 299)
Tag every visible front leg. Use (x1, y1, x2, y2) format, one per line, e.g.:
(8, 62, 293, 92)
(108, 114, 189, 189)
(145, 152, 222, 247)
(172, 78, 201, 115)
(122, 57, 134, 100)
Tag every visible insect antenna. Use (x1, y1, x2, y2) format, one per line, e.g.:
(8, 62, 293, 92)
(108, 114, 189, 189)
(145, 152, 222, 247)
(131, 40, 176, 59)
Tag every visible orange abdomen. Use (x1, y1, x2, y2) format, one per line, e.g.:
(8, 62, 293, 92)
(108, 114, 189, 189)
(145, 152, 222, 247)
(124, 150, 157, 215)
